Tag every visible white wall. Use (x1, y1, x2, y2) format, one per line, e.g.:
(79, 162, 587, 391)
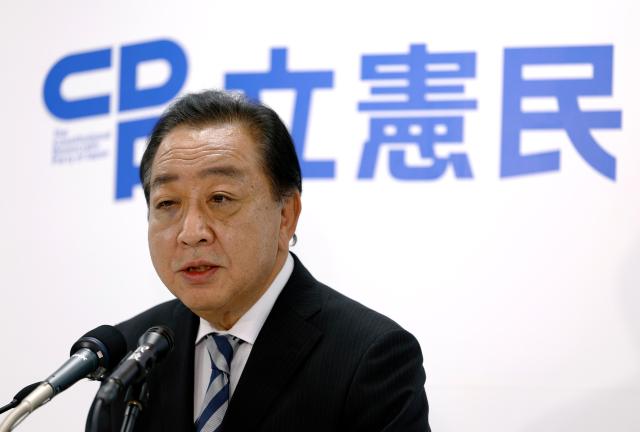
(1, 0, 638, 430)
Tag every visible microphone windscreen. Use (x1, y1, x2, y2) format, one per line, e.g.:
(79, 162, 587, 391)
(142, 325, 175, 353)
(70, 325, 127, 371)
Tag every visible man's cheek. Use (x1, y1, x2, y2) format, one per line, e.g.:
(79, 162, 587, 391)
(150, 226, 177, 245)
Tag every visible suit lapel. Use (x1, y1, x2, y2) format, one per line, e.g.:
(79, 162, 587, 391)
(153, 301, 199, 431)
(223, 257, 323, 430)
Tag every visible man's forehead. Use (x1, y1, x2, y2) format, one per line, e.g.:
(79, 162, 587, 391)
(157, 123, 250, 156)
(148, 123, 258, 190)
(150, 165, 247, 190)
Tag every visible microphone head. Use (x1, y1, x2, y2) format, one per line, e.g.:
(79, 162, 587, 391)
(70, 325, 127, 372)
(95, 325, 175, 403)
(138, 325, 175, 363)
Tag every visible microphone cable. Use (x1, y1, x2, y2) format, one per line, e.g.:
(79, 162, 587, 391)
(0, 383, 42, 415)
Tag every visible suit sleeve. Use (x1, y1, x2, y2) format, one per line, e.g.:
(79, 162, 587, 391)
(343, 328, 431, 432)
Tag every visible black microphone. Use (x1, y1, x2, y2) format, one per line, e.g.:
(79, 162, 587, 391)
(0, 325, 127, 431)
(96, 325, 175, 403)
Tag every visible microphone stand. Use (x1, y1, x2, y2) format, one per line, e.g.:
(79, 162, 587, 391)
(119, 381, 149, 432)
(88, 397, 107, 432)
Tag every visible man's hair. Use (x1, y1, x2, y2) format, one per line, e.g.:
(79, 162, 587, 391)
(140, 89, 302, 204)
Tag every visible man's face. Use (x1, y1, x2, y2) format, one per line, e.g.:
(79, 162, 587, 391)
(147, 122, 300, 329)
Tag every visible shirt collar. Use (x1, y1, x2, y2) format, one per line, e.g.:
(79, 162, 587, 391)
(195, 253, 294, 346)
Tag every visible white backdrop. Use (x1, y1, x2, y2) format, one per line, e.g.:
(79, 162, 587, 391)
(1, 1, 639, 430)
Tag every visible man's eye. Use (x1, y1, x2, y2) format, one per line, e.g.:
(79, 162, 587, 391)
(210, 194, 230, 204)
(156, 200, 176, 209)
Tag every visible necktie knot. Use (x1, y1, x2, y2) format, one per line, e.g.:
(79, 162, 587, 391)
(205, 333, 242, 374)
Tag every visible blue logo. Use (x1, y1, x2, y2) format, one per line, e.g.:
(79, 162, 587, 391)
(44, 40, 622, 202)
(43, 39, 188, 199)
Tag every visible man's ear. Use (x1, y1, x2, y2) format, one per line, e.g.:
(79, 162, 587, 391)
(279, 191, 302, 251)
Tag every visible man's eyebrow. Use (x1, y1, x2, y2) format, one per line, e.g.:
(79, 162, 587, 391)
(150, 166, 245, 190)
(198, 166, 245, 180)
(150, 174, 179, 190)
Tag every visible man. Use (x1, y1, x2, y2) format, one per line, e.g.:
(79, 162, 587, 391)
(95, 90, 430, 431)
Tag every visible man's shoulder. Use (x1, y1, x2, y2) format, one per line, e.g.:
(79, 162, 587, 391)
(318, 282, 412, 342)
(287, 255, 415, 345)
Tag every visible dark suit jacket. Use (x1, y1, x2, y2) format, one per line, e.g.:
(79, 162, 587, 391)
(93, 256, 430, 431)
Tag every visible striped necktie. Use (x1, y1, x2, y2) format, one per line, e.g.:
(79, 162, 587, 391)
(195, 333, 242, 432)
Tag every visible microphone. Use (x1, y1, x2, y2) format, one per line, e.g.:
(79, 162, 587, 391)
(96, 325, 175, 403)
(0, 325, 126, 432)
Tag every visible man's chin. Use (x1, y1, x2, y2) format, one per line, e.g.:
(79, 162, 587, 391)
(176, 294, 227, 322)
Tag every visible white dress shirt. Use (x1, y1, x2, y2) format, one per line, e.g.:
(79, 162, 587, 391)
(193, 253, 294, 420)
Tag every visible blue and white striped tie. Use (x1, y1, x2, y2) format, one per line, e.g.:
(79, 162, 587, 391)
(195, 334, 242, 432)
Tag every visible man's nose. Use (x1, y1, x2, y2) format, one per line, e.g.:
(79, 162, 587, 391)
(177, 204, 213, 247)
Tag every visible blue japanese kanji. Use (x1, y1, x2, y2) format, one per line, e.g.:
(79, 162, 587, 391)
(501, 45, 622, 180)
(225, 48, 334, 178)
(358, 44, 477, 180)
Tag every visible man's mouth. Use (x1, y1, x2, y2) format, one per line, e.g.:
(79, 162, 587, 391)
(186, 265, 214, 272)
(179, 262, 220, 283)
